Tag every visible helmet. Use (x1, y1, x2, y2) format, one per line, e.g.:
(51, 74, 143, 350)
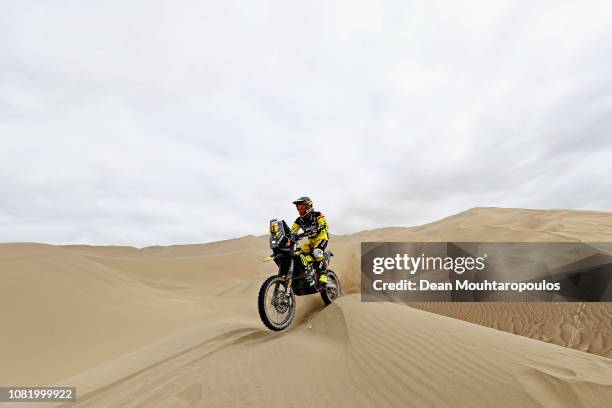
(293, 196, 313, 217)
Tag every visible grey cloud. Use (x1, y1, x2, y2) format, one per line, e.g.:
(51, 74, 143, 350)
(1, 1, 612, 245)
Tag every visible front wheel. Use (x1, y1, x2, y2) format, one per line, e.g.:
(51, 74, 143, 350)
(258, 275, 296, 331)
(320, 270, 341, 305)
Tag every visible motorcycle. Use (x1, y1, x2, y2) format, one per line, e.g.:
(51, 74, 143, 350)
(258, 218, 341, 331)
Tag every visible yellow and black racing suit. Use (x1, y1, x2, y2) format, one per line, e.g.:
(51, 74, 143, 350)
(290, 211, 328, 269)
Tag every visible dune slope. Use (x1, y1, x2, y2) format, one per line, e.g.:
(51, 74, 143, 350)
(0, 244, 208, 384)
(71, 296, 612, 408)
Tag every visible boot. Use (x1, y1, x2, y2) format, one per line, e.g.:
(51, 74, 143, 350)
(318, 273, 328, 286)
(317, 261, 328, 287)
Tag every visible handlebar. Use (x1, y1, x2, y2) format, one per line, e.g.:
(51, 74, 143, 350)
(290, 226, 321, 243)
(290, 232, 307, 242)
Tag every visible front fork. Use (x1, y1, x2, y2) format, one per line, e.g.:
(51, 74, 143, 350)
(271, 257, 295, 307)
(273, 243, 299, 304)
(284, 258, 294, 300)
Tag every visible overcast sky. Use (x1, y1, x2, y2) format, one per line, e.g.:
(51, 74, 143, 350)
(1, 1, 612, 246)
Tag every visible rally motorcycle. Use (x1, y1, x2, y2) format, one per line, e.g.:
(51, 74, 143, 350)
(258, 219, 341, 331)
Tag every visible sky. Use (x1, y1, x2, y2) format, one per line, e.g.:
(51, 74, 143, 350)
(1, 0, 612, 246)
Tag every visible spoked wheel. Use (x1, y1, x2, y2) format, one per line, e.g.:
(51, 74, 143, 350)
(320, 270, 341, 305)
(258, 275, 296, 331)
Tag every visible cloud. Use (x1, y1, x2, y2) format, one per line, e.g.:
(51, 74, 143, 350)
(1, 0, 612, 245)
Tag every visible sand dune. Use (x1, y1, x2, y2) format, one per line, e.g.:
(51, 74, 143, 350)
(70, 296, 612, 408)
(333, 208, 612, 359)
(409, 302, 612, 358)
(2, 207, 612, 407)
(0, 244, 208, 385)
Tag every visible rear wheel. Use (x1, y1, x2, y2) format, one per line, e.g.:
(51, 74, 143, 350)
(258, 275, 296, 331)
(320, 270, 341, 305)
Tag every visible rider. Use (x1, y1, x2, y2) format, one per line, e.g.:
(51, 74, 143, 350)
(290, 196, 329, 286)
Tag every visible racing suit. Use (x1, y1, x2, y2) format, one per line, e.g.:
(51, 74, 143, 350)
(290, 211, 329, 275)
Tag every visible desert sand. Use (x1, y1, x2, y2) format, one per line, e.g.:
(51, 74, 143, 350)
(2, 207, 612, 407)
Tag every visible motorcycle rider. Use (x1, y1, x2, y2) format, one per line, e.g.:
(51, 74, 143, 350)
(290, 196, 329, 286)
